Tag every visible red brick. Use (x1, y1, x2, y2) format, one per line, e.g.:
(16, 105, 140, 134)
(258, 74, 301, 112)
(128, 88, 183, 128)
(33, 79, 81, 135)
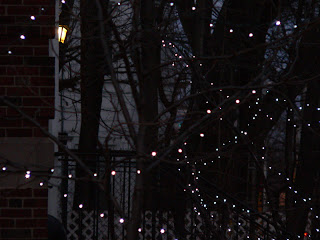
(0, 199, 8, 207)
(7, 6, 40, 15)
(0, 119, 23, 127)
(0, 87, 6, 95)
(34, 47, 48, 56)
(29, 77, 54, 86)
(33, 189, 49, 197)
(0, 219, 14, 228)
(22, 97, 54, 106)
(22, 119, 48, 127)
(0, 7, 5, 15)
(24, 56, 54, 66)
(32, 228, 47, 238)
(23, 198, 47, 208)
(6, 107, 39, 117)
(23, 38, 48, 46)
(39, 66, 54, 76)
(0, 36, 20, 45)
(1, 209, 32, 218)
(0, 25, 6, 35)
(0, 189, 32, 197)
(7, 87, 39, 96)
(0, 0, 22, 3)
(0, 56, 23, 65)
(40, 87, 54, 96)
(0, 77, 14, 85)
(8, 47, 34, 56)
(33, 209, 47, 218)
(7, 67, 39, 76)
(0, 16, 15, 24)
(24, 0, 54, 5)
(6, 128, 33, 137)
(9, 199, 23, 208)
(16, 219, 47, 228)
(0, 67, 7, 75)
(0, 129, 6, 137)
(39, 108, 54, 118)
(40, 26, 55, 38)
(6, 26, 41, 37)
(1, 229, 32, 238)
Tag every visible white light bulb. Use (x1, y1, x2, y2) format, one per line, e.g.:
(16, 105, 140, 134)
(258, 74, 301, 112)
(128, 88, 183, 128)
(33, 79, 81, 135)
(178, 148, 182, 153)
(151, 151, 157, 157)
(235, 99, 240, 104)
(79, 204, 83, 209)
(111, 170, 116, 176)
(275, 20, 281, 26)
(249, 33, 253, 38)
(30, 16, 36, 20)
(119, 218, 124, 223)
(100, 213, 105, 218)
(20, 35, 25, 40)
(160, 228, 165, 234)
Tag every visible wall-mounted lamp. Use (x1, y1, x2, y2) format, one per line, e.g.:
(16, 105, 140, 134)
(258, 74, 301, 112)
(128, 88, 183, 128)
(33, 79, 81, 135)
(58, 25, 68, 43)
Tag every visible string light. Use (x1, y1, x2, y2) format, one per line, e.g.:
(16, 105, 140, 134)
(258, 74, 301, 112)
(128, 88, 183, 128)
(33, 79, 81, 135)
(111, 170, 116, 176)
(20, 35, 25, 40)
(30, 16, 36, 20)
(151, 151, 157, 157)
(25, 171, 31, 179)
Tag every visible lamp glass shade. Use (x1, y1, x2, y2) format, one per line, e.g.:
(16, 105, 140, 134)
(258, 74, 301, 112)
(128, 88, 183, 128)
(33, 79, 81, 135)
(58, 25, 68, 43)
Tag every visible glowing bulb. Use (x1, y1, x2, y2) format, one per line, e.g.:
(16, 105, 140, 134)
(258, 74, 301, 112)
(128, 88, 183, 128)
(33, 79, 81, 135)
(2, 167, 6, 171)
(276, 20, 281, 26)
(119, 218, 124, 223)
(160, 229, 165, 234)
(249, 33, 253, 37)
(138, 228, 142, 232)
(111, 170, 116, 176)
(137, 170, 141, 174)
(178, 148, 183, 153)
(79, 204, 83, 209)
(200, 133, 204, 137)
(93, 173, 97, 177)
(252, 90, 256, 94)
(68, 174, 72, 178)
(30, 16, 36, 20)
(207, 109, 211, 114)
(39, 182, 44, 186)
(64, 194, 67, 197)
(20, 35, 25, 39)
(151, 151, 157, 157)
(235, 99, 240, 104)
(229, 29, 234, 33)
(192, 6, 196, 10)
(170, 2, 174, 6)
(100, 213, 105, 218)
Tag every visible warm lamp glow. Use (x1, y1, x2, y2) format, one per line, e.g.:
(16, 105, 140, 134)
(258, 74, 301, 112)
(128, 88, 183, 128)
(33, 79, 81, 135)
(58, 25, 68, 43)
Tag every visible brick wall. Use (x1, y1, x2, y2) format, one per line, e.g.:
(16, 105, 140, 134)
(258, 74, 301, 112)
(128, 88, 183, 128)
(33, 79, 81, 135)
(0, 189, 48, 240)
(0, 0, 56, 137)
(0, 0, 56, 239)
